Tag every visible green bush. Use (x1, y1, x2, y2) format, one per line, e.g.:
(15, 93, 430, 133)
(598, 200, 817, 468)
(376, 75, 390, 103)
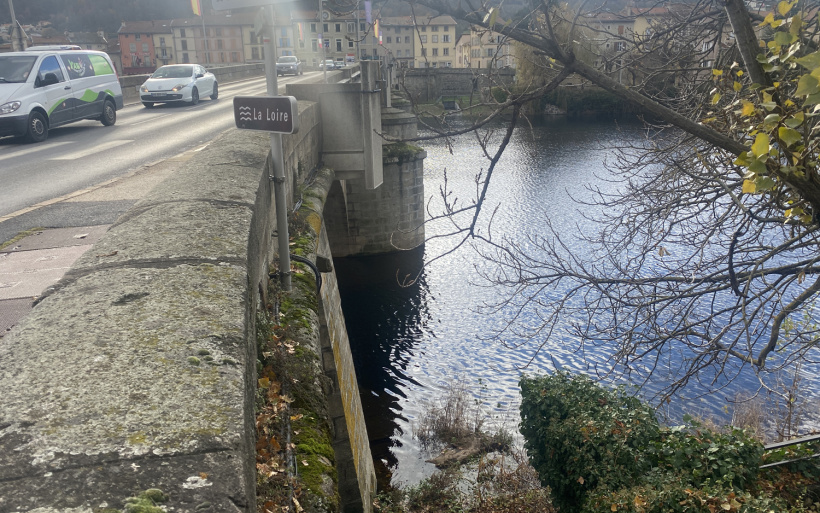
(519, 373, 662, 513)
(650, 420, 763, 489)
(583, 468, 789, 513)
(491, 87, 509, 104)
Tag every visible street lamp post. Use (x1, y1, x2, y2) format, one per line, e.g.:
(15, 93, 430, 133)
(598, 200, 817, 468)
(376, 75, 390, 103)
(8, 0, 23, 51)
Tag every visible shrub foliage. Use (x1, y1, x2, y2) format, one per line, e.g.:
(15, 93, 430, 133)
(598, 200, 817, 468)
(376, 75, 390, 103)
(518, 373, 816, 513)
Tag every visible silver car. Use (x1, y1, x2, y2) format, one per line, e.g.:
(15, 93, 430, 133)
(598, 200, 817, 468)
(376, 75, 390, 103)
(140, 64, 218, 108)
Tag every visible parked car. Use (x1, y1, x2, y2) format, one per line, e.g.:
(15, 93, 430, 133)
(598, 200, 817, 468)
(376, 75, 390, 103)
(319, 59, 340, 70)
(0, 47, 123, 143)
(276, 56, 303, 76)
(140, 64, 217, 108)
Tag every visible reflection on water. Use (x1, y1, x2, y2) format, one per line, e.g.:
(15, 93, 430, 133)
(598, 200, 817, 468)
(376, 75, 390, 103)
(334, 117, 820, 487)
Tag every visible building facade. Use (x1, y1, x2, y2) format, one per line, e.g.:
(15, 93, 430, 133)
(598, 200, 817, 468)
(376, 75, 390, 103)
(413, 15, 456, 68)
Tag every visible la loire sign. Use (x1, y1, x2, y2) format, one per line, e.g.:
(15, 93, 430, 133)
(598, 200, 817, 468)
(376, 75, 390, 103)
(233, 96, 299, 134)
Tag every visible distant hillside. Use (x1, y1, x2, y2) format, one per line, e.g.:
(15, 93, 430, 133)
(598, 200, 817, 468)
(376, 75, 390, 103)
(1, 0, 196, 33)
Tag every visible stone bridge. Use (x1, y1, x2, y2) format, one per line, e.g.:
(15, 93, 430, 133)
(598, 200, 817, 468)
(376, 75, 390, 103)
(0, 62, 425, 513)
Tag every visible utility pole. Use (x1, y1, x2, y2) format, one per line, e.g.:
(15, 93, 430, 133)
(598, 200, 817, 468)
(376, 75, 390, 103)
(8, 0, 23, 51)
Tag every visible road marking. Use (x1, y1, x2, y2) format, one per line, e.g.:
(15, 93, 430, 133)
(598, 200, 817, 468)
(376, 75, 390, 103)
(49, 139, 134, 160)
(0, 141, 73, 162)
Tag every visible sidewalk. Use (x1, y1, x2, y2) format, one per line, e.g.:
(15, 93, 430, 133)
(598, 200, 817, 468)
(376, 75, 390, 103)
(0, 149, 197, 338)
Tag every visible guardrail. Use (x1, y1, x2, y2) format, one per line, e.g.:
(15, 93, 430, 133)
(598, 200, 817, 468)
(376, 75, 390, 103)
(760, 433, 820, 469)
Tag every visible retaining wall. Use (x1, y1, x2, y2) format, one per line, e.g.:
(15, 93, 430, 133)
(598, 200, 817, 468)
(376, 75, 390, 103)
(0, 98, 374, 512)
(398, 67, 516, 103)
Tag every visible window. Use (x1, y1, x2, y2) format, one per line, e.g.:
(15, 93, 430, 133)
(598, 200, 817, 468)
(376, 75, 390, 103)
(360, 23, 366, 31)
(129, 43, 136, 52)
(431, 61, 437, 67)
(405, 36, 410, 44)
(421, 26, 426, 32)
(444, 25, 449, 31)
(443, 47, 449, 56)
(183, 52, 189, 63)
(252, 47, 259, 60)
(217, 39, 223, 49)
(432, 48, 438, 56)
(421, 48, 426, 56)
(232, 52, 239, 62)
(386, 37, 392, 44)
(311, 39, 318, 51)
(420, 35, 427, 43)
(160, 37, 166, 46)
(323, 23, 328, 33)
(251, 32, 258, 44)
(310, 23, 317, 33)
(442, 34, 450, 43)
(486, 48, 494, 57)
(180, 29, 186, 38)
(348, 23, 355, 32)
(444, 61, 451, 67)
(336, 39, 342, 51)
(348, 39, 354, 49)
(432, 35, 438, 43)
(432, 26, 438, 32)
(615, 41, 625, 51)
(181, 40, 188, 50)
(142, 42, 148, 52)
(335, 23, 341, 32)
(135, 34, 141, 40)
(279, 38, 290, 47)
(215, 28, 222, 36)
(396, 49, 401, 57)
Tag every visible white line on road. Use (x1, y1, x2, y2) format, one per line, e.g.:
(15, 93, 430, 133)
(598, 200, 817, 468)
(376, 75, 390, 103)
(0, 141, 73, 162)
(49, 140, 135, 160)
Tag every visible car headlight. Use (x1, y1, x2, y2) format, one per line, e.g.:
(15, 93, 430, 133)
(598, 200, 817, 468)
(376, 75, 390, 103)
(0, 101, 21, 114)
(140, 85, 148, 92)
(171, 82, 190, 92)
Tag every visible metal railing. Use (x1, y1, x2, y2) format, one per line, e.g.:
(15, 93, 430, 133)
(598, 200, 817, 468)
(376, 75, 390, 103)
(760, 433, 820, 469)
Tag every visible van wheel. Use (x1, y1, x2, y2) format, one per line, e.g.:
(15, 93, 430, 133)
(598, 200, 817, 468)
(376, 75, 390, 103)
(100, 99, 116, 126)
(142, 102, 154, 108)
(210, 83, 218, 100)
(190, 87, 199, 105)
(25, 111, 48, 143)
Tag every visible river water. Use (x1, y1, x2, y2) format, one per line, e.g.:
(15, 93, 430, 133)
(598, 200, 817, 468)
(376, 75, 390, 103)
(333, 116, 820, 487)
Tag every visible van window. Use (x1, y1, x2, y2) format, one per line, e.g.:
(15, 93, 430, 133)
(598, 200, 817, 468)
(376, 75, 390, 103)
(60, 53, 114, 79)
(0, 55, 37, 83)
(37, 55, 64, 83)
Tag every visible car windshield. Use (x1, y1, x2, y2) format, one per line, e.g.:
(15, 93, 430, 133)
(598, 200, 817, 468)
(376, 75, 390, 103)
(0, 56, 37, 83)
(278, 57, 297, 63)
(152, 65, 193, 79)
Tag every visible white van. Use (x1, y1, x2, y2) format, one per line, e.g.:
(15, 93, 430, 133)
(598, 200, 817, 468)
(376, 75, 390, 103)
(0, 47, 124, 143)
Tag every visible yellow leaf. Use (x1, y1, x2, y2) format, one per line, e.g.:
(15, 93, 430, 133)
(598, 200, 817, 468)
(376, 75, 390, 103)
(742, 180, 757, 194)
(721, 503, 732, 511)
(258, 377, 271, 388)
(778, 0, 793, 16)
(712, 69, 723, 76)
(741, 100, 756, 116)
(578, 476, 585, 484)
(751, 133, 770, 158)
(611, 505, 618, 512)
(733, 81, 742, 92)
(712, 92, 721, 104)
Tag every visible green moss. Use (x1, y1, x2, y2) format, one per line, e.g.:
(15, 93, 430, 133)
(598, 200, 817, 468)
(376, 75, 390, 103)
(383, 142, 423, 165)
(127, 432, 147, 445)
(197, 349, 211, 356)
(188, 356, 201, 366)
(292, 416, 338, 499)
(0, 227, 45, 251)
(122, 488, 167, 513)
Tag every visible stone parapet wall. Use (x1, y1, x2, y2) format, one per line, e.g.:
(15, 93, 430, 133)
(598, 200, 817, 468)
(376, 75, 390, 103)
(0, 100, 374, 513)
